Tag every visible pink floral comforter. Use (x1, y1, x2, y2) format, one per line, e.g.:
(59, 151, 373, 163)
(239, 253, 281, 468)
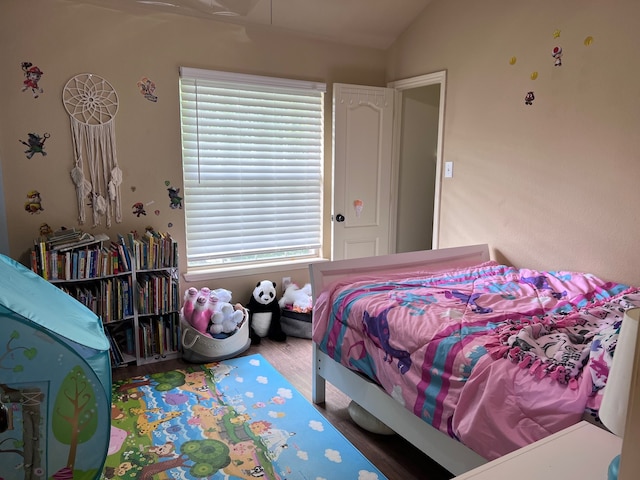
(312, 261, 640, 459)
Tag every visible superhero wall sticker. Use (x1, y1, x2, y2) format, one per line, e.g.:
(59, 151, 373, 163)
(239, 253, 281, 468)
(129, 182, 181, 228)
(509, 29, 594, 106)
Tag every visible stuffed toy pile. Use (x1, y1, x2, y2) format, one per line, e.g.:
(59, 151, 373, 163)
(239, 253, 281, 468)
(247, 280, 286, 345)
(181, 286, 245, 338)
(279, 283, 313, 313)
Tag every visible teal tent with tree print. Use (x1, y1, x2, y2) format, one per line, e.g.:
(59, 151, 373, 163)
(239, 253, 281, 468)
(0, 253, 111, 480)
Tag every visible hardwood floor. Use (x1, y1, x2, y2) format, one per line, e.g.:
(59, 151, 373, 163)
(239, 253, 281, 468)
(112, 336, 454, 480)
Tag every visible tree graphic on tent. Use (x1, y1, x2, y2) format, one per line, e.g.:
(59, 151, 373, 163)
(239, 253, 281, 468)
(0, 330, 38, 372)
(0, 330, 43, 475)
(52, 365, 98, 471)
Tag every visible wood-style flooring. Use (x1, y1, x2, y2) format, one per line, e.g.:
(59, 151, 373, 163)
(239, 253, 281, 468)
(112, 336, 454, 480)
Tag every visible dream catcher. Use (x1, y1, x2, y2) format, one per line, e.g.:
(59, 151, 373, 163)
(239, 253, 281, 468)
(63, 73, 123, 227)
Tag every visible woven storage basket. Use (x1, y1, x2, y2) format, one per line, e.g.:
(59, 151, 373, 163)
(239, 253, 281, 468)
(181, 307, 250, 363)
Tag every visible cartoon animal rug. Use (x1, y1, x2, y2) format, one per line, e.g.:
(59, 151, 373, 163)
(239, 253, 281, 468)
(103, 354, 386, 480)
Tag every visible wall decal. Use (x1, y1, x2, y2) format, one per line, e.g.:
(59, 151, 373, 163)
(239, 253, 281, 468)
(530, 72, 538, 81)
(25, 190, 44, 214)
(132, 202, 146, 217)
(525, 91, 535, 106)
(584, 36, 594, 46)
(21, 62, 44, 98)
(19, 132, 50, 159)
(552, 46, 563, 66)
(167, 184, 183, 209)
(39, 223, 53, 236)
(509, 56, 517, 65)
(553, 29, 561, 39)
(354, 199, 363, 217)
(137, 77, 158, 102)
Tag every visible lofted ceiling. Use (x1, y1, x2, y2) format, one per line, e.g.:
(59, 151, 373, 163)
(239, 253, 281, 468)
(69, 0, 432, 50)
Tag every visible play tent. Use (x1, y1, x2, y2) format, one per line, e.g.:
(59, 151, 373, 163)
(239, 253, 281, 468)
(0, 253, 111, 480)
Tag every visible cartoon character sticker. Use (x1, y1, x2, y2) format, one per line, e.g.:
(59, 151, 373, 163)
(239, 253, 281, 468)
(21, 62, 44, 98)
(525, 91, 535, 106)
(552, 46, 563, 66)
(19, 132, 50, 159)
(25, 190, 44, 214)
(166, 182, 183, 209)
(137, 77, 158, 102)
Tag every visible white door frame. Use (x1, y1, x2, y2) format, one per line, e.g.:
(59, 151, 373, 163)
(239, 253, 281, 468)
(387, 70, 446, 250)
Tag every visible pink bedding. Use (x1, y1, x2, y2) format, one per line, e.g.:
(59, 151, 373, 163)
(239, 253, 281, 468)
(312, 261, 640, 459)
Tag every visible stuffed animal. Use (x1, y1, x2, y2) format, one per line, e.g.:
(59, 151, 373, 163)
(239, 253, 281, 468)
(221, 303, 245, 333)
(278, 283, 313, 313)
(209, 302, 244, 337)
(181, 287, 199, 320)
(207, 310, 225, 336)
(247, 280, 286, 345)
(182, 286, 243, 337)
(189, 295, 212, 333)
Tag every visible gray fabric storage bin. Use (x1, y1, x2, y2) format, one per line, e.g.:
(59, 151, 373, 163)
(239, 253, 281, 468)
(280, 309, 312, 339)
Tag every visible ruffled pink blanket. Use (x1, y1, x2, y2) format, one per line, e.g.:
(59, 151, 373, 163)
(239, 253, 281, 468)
(313, 261, 640, 459)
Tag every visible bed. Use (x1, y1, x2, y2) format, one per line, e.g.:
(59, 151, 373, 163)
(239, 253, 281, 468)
(309, 244, 640, 475)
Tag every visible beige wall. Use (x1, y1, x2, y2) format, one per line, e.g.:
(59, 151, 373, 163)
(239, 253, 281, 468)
(388, 0, 640, 286)
(0, 0, 386, 301)
(3, 0, 640, 302)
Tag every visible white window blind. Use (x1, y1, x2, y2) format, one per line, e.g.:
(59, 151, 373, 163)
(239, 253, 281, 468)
(179, 67, 326, 269)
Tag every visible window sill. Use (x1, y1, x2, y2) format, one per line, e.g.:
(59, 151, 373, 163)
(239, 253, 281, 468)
(182, 257, 328, 282)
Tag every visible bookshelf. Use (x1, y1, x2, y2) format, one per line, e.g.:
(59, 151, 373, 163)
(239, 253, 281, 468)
(31, 230, 181, 368)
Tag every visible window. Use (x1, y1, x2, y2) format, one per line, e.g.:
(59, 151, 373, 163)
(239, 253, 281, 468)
(179, 67, 326, 271)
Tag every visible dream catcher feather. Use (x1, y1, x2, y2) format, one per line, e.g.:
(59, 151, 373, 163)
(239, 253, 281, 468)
(63, 73, 122, 227)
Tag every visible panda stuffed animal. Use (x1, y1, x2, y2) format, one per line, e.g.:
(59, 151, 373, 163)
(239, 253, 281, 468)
(247, 280, 286, 345)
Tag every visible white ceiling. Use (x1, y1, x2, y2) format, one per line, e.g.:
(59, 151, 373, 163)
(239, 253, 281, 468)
(70, 0, 432, 50)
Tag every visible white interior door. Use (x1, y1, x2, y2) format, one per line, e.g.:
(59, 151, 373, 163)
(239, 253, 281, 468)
(332, 83, 395, 260)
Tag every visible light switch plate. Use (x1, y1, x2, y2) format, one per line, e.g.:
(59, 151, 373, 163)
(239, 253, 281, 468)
(445, 161, 453, 178)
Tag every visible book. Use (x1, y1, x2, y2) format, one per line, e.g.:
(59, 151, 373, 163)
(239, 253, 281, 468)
(53, 232, 109, 252)
(117, 235, 132, 271)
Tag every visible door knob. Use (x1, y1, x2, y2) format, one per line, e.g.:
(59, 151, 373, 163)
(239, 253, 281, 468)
(335, 214, 345, 222)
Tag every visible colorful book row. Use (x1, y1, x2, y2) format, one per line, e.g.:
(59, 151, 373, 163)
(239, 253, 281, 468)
(31, 240, 130, 280)
(31, 231, 178, 280)
(57, 276, 134, 323)
(138, 313, 180, 359)
(136, 271, 179, 316)
(120, 231, 178, 271)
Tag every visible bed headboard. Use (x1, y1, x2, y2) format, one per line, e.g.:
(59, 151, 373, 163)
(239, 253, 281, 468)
(308, 244, 490, 299)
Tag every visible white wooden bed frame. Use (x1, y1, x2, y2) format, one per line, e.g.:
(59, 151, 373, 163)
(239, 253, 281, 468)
(309, 244, 492, 476)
